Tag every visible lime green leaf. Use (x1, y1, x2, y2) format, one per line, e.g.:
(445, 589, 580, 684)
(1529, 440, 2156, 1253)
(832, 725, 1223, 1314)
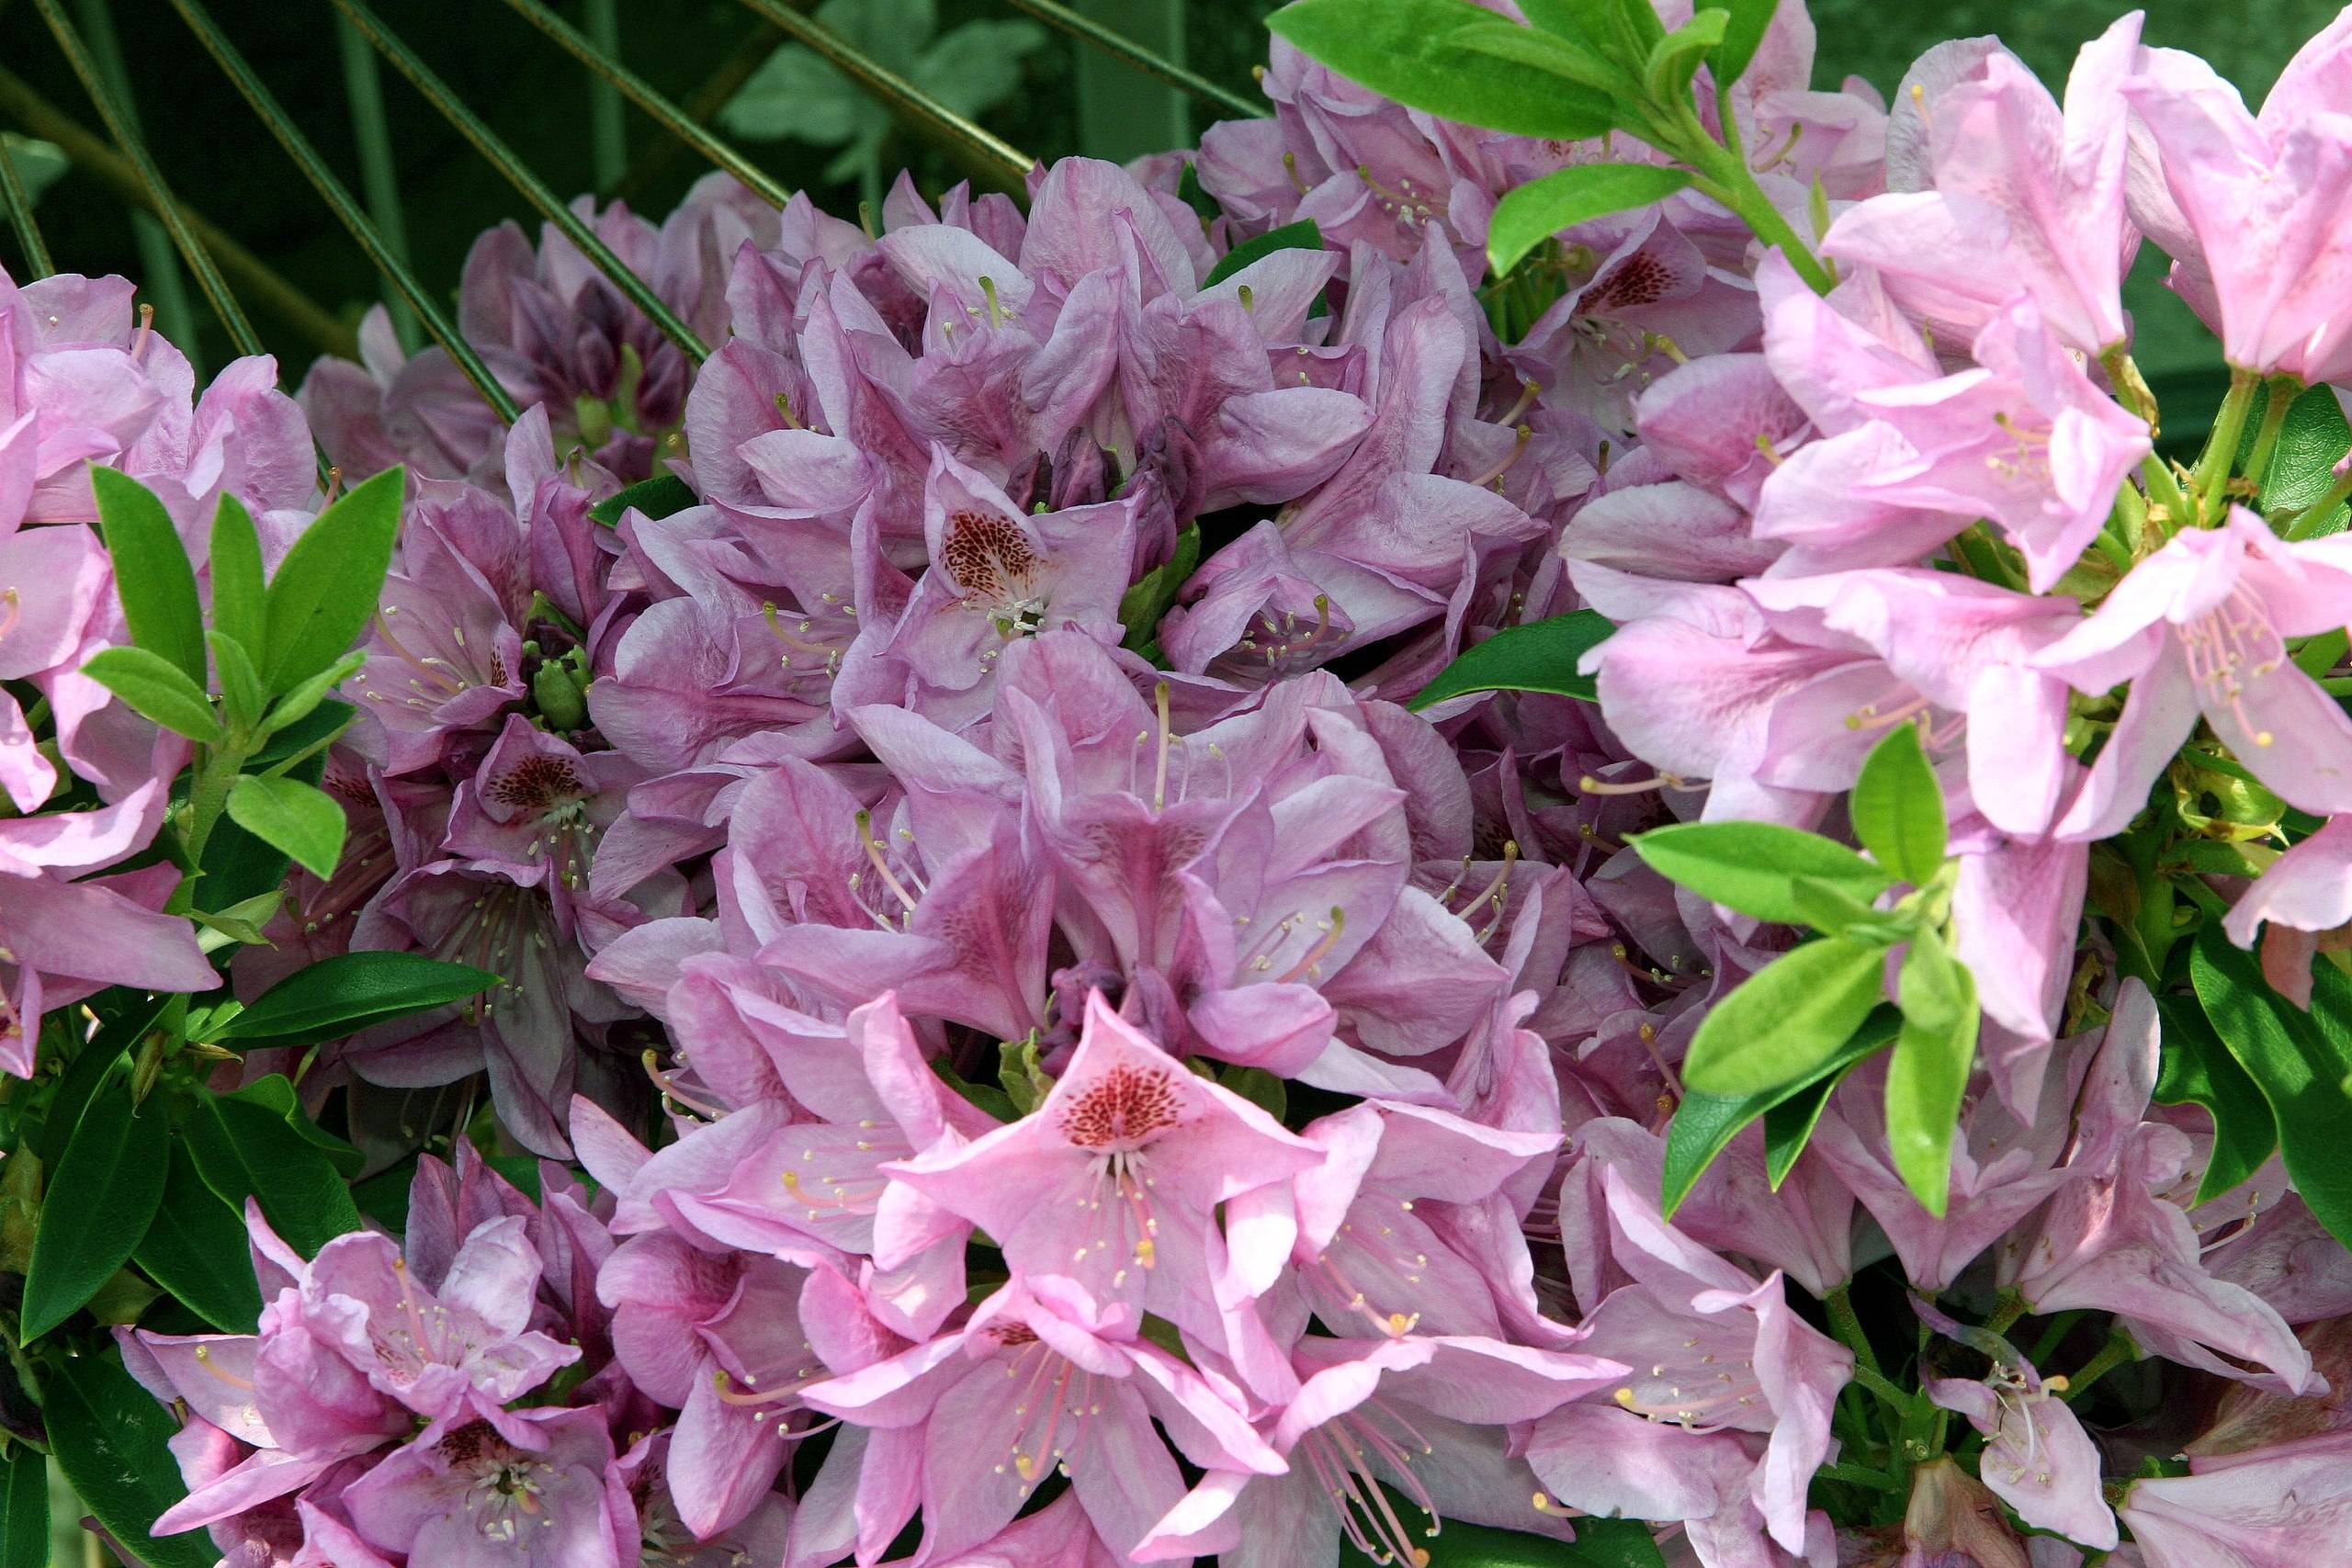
(226, 773, 345, 879)
(1682, 936, 1889, 1097)
(1409, 610, 1613, 710)
(0, 1442, 45, 1568)
(21, 1069, 167, 1341)
(1643, 7, 1727, 103)
(1120, 524, 1203, 659)
(587, 472, 697, 528)
(217, 952, 499, 1046)
(1270, 0, 1626, 141)
(1711, 0, 1781, 84)
(261, 465, 405, 691)
(1662, 1006, 1896, 1214)
(1885, 930, 1979, 1214)
(1204, 219, 1325, 288)
(1631, 821, 1894, 928)
(1489, 163, 1692, 274)
(183, 1088, 363, 1258)
(1763, 1056, 1858, 1189)
(1850, 724, 1947, 885)
(132, 1141, 265, 1333)
(2190, 927, 2352, 1246)
(92, 466, 206, 685)
(208, 491, 268, 667)
(2153, 995, 2278, 1203)
(263, 649, 365, 738)
(46, 1350, 214, 1568)
(79, 645, 223, 744)
(207, 629, 266, 734)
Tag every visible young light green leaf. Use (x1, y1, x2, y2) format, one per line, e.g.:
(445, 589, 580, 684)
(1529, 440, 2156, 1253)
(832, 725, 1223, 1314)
(1202, 219, 1325, 288)
(1682, 936, 1890, 1097)
(2153, 995, 2278, 1203)
(217, 950, 500, 1045)
(1269, 0, 1626, 141)
(1786, 875, 1915, 946)
(1120, 524, 1203, 659)
(46, 1351, 215, 1568)
(1661, 1005, 1897, 1214)
(1488, 163, 1693, 274)
(226, 773, 345, 879)
(1408, 609, 1613, 710)
(91, 465, 206, 685)
(2190, 926, 2352, 1247)
(1711, 0, 1781, 85)
(80, 645, 224, 744)
(1885, 930, 1979, 1213)
(21, 1069, 168, 1341)
(1850, 723, 1947, 885)
(208, 491, 268, 665)
(132, 1140, 266, 1333)
(261, 465, 405, 691)
(1631, 821, 1894, 927)
(264, 649, 366, 738)
(1642, 7, 1728, 104)
(208, 629, 266, 735)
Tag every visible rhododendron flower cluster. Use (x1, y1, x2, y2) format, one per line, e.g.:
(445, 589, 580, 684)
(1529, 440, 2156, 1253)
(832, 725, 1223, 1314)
(0, 3, 2340, 1568)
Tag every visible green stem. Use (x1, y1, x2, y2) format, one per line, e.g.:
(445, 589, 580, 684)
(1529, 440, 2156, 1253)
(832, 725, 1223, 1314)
(2245, 378, 2299, 491)
(1824, 1284, 1884, 1378)
(2141, 454, 2191, 538)
(2026, 1309, 2086, 1366)
(1983, 1291, 2028, 1338)
(1680, 101, 1835, 295)
(2191, 368, 2263, 525)
(1816, 1461, 1904, 1493)
(2099, 346, 2160, 433)
(2285, 464, 2352, 540)
(2061, 1331, 2136, 1403)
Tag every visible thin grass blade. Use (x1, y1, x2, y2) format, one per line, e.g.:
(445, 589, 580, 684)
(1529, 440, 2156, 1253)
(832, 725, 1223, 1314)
(0, 133, 51, 277)
(583, 0, 626, 189)
(1003, 0, 1264, 121)
(333, 10, 419, 353)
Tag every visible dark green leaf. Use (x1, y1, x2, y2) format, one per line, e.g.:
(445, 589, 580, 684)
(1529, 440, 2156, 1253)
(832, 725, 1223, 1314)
(2190, 927, 2352, 1245)
(1175, 160, 1219, 225)
(21, 1072, 167, 1341)
(261, 465, 405, 691)
(92, 466, 206, 686)
(1203, 219, 1325, 288)
(226, 1075, 365, 1179)
(0, 1441, 46, 1568)
(2154, 995, 2278, 1203)
(225, 773, 345, 880)
(1850, 724, 1947, 886)
(1408, 610, 1613, 710)
(1489, 163, 1692, 274)
(133, 1141, 265, 1333)
(1662, 1006, 1895, 1214)
(1763, 1058, 1855, 1189)
(587, 472, 697, 528)
(1711, 0, 1781, 84)
(79, 647, 222, 745)
(207, 631, 266, 735)
(1631, 821, 1894, 928)
(219, 952, 499, 1045)
(207, 492, 267, 667)
(1120, 525, 1203, 658)
(1334, 1496, 1665, 1566)
(1885, 930, 1978, 1213)
(183, 1089, 363, 1258)
(2255, 383, 2350, 530)
(1269, 0, 1626, 141)
(31, 993, 162, 1164)
(46, 1350, 215, 1568)
(1682, 936, 1889, 1097)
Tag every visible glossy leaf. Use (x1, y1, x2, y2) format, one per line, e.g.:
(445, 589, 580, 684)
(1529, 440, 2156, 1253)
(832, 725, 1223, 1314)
(132, 1140, 266, 1333)
(226, 773, 345, 879)
(1269, 0, 1626, 141)
(228, 1074, 365, 1179)
(1682, 936, 1889, 1097)
(183, 1088, 364, 1258)
(31, 992, 164, 1164)
(1409, 610, 1612, 710)
(46, 1350, 214, 1568)
(1202, 218, 1324, 288)
(0, 1442, 45, 1568)
(1885, 929, 1978, 1214)
(2153, 995, 2278, 1203)
(1711, 0, 1781, 84)
(1850, 724, 1947, 886)
(1662, 1006, 1896, 1214)
(261, 464, 405, 691)
(587, 471, 696, 528)
(1336, 1501, 1666, 1566)
(80, 646, 223, 745)
(1762, 1059, 1856, 1189)
(1488, 162, 1691, 274)
(21, 1070, 168, 1340)
(91, 466, 206, 686)
(1631, 822, 1894, 928)
(208, 491, 268, 665)
(2190, 927, 2352, 1245)
(218, 951, 499, 1045)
